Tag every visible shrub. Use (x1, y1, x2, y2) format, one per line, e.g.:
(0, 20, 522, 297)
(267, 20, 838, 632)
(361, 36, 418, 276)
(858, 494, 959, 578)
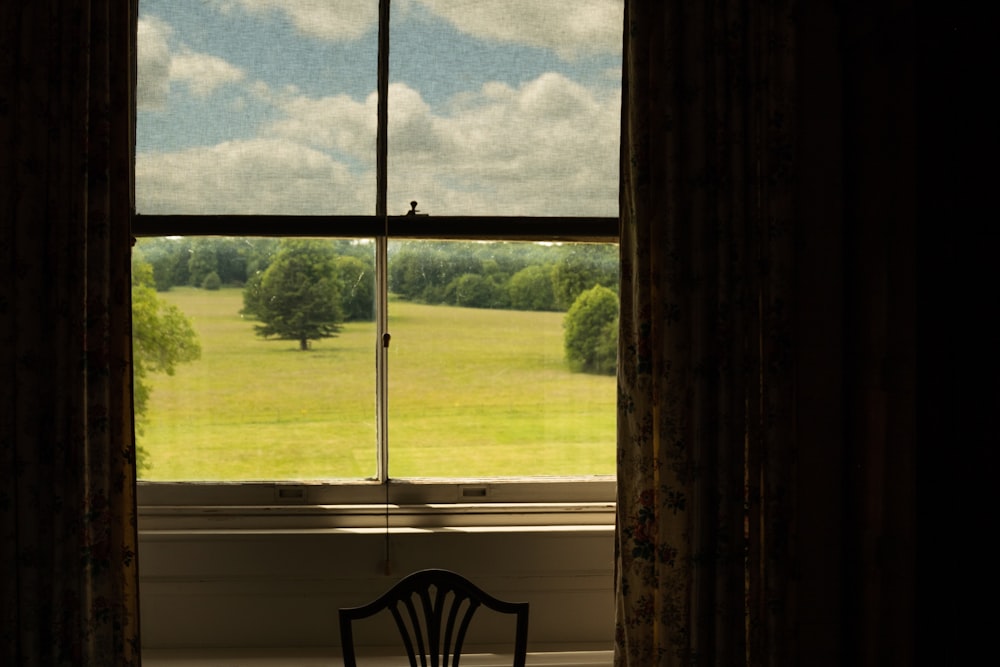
(564, 284, 618, 375)
(202, 271, 222, 290)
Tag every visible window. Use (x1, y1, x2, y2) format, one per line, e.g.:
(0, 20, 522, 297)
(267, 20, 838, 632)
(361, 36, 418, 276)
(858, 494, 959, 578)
(134, 0, 622, 515)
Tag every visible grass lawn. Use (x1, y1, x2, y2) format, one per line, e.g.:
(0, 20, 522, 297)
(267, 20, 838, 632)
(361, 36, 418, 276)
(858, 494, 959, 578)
(139, 287, 616, 480)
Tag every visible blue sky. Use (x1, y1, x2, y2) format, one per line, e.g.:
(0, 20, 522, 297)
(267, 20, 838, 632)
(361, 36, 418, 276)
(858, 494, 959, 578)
(136, 0, 623, 217)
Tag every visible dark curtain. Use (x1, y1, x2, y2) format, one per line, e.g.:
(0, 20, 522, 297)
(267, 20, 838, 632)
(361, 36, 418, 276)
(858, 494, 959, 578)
(615, 1, 797, 664)
(0, 2, 141, 665)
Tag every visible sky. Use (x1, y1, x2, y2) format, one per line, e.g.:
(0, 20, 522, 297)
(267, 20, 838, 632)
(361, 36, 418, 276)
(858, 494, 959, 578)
(136, 0, 623, 218)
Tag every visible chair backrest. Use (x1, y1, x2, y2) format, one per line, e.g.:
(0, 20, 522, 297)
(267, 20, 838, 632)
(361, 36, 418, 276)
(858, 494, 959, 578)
(339, 568, 529, 667)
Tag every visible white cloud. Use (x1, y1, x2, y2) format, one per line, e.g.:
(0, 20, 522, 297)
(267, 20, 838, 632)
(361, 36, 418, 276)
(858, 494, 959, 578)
(138, 71, 619, 216)
(138, 15, 245, 106)
(137, 17, 172, 110)
(136, 5, 621, 217)
(170, 51, 246, 97)
(137, 2, 620, 217)
(409, 0, 623, 60)
(216, 0, 378, 41)
(211, 1, 621, 56)
(384, 73, 620, 216)
(136, 138, 373, 215)
(260, 89, 378, 161)
(234, 73, 617, 216)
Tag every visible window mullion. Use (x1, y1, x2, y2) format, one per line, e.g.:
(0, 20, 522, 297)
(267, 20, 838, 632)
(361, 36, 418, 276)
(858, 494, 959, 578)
(376, 0, 389, 218)
(375, 0, 391, 483)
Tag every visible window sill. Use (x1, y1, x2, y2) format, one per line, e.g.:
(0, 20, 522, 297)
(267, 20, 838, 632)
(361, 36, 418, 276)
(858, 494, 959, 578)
(138, 501, 616, 532)
(137, 478, 616, 531)
(142, 648, 614, 666)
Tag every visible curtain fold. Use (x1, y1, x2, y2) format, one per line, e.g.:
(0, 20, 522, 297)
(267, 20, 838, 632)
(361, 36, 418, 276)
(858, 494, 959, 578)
(615, 1, 796, 664)
(1, 2, 141, 665)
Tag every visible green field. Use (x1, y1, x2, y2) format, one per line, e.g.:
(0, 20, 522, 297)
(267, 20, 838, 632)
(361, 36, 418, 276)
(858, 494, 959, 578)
(139, 287, 616, 480)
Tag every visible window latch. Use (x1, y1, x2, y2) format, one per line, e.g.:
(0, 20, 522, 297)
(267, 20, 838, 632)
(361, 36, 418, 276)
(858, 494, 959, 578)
(405, 200, 428, 216)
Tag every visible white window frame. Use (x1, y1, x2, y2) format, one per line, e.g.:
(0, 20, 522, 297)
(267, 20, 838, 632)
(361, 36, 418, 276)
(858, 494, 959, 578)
(132, 0, 619, 527)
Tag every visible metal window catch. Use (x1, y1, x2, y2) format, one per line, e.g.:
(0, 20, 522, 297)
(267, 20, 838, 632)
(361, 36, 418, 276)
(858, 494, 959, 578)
(406, 200, 428, 216)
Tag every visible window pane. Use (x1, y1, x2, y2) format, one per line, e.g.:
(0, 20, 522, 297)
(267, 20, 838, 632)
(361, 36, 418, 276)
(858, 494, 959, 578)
(136, 1, 378, 215)
(388, 1, 623, 217)
(387, 240, 618, 478)
(133, 237, 377, 480)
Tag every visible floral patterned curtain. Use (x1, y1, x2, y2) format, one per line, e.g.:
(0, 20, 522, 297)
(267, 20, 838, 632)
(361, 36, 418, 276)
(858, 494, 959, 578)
(616, 1, 797, 664)
(0, 2, 141, 664)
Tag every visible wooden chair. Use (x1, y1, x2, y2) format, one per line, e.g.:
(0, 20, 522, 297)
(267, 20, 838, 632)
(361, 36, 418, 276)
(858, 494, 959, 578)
(339, 568, 529, 667)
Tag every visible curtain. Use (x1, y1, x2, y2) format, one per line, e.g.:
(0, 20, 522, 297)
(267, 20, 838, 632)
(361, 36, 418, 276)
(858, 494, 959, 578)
(0, 2, 141, 665)
(615, 1, 797, 664)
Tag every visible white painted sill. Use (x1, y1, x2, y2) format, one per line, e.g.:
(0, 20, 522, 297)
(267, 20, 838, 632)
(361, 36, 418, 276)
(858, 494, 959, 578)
(139, 502, 616, 532)
(142, 648, 614, 666)
(138, 478, 617, 531)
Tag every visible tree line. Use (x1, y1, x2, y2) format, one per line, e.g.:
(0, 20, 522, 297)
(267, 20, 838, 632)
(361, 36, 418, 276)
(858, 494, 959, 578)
(135, 237, 617, 310)
(135, 236, 618, 366)
(389, 240, 617, 312)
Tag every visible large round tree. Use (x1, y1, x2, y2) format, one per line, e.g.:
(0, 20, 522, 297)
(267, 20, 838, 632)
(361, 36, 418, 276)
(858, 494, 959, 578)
(242, 239, 344, 350)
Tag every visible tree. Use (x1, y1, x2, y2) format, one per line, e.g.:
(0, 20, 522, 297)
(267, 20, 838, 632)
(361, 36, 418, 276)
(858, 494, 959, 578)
(563, 284, 618, 375)
(134, 236, 192, 290)
(447, 273, 506, 309)
(242, 239, 344, 350)
(551, 244, 619, 310)
(334, 255, 375, 321)
(508, 265, 557, 311)
(211, 237, 250, 285)
(244, 237, 280, 277)
(187, 238, 220, 287)
(389, 241, 490, 304)
(387, 249, 428, 301)
(131, 254, 201, 473)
